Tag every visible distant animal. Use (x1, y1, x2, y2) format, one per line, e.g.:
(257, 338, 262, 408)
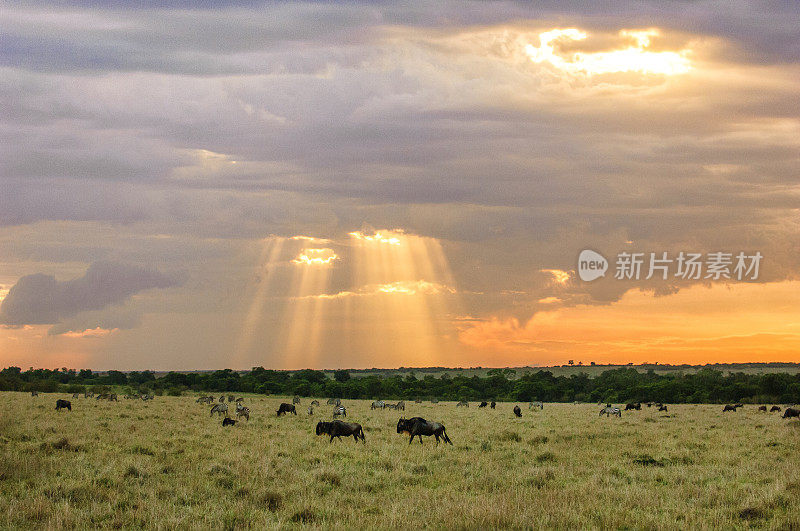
(141, 394, 153, 401)
(758, 405, 767, 412)
(277, 403, 296, 416)
(397, 417, 452, 445)
(490, 401, 496, 409)
(235, 397, 244, 403)
(326, 398, 341, 406)
(599, 406, 621, 417)
(783, 408, 800, 419)
(479, 401, 488, 408)
(371, 400, 385, 410)
(658, 405, 668, 412)
(734, 403, 744, 409)
(646, 402, 653, 407)
(771, 406, 782, 412)
(414, 399, 423, 404)
(333, 406, 347, 418)
(31, 391, 38, 397)
(219, 396, 225, 403)
(316, 420, 365, 443)
(310, 400, 320, 406)
(55, 399, 71, 411)
(456, 401, 469, 408)
(655, 403, 663, 408)
(228, 395, 235, 402)
(529, 401, 543, 410)
(210, 403, 228, 417)
(84, 392, 92, 398)
(72, 393, 80, 399)
(723, 404, 738, 412)
(625, 403, 641, 411)
(513, 405, 522, 417)
(235, 404, 250, 421)
(196, 396, 214, 404)
(431, 398, 439, 404)
(396, 401, 405, 411)
(292, 396, 301, 405)
(222, 418, 236, 427)
(307, 406, 314, 415)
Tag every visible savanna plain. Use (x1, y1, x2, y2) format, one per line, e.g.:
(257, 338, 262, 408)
(1, 392, 798, 529)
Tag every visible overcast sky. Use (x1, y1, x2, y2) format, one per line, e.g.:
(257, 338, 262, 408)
(1, 1, 798, 370)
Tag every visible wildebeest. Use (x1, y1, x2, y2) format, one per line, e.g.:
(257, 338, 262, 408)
(397, 417, 452, 445)
(333, 405, 347, 418)
(210, 403, 228, 417)
(292, 396, 301, 405)
(277, 403, 296, 416)
(513, 405, 522, 417)
(783, 408, 800, 419)
(31, 391, 39, 397)
(222, 417, 236, 427)
(758, 405, 767, 412)
(456, 400, 469, 408)
(490, 401, 496, 409)
(310, 400, 320, 407)
(55, 399, 71, 411)
(625, 403, 641, 410)
(235, 404, 250, 421)
(658, 405, 668, 412)
(371, 400, 385, 410)
(326, 398, 341, 406)
(316, 420, 366, 443)
(479, 401, 488, 408)
(723, 404, 738, 412)
(771, 406, 782, 412)
(599, 406, 621, 417)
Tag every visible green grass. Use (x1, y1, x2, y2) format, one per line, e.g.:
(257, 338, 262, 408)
(0, 392, 798, 528)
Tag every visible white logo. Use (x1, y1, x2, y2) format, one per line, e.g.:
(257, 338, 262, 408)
(578, 250, 608, 281)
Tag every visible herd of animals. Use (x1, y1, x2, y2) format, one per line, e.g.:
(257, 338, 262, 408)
(41, 390, 800, 445)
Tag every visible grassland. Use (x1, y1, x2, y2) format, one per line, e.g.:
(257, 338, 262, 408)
(1, 392, 798, 529)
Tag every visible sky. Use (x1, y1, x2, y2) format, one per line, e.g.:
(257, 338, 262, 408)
(1, 1, 799, 370)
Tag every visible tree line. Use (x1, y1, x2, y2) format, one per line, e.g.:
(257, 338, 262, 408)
(1, 366, 799, 404)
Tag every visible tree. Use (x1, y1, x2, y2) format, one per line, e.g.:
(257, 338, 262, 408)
(333, 370, 351, 383)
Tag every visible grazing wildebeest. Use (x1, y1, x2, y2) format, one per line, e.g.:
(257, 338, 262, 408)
(513, 405, 522, 417)
(55, 399, 71, 411)
(758, 405, 767, 412)
(222, 417, 236, 427)
(371, 400, 386, 410)
(316, 420, 366, 443)
(529, 401, 543, 410)
(479, 401, 488, 408)
(599, 406, 621, 417)
(326, 398, 341, 406)
(397, 417, 452, 445)
(490, 401, 496, 409)
(31, 391, 39, 397)
(292, 396, 301, 405)
(723, 404, 737, 412)
(456, 400, 469, 408)
(310, 400, 320, 407)
(771, 406, 782, 412)
(333, 405, 347, 418)
(236, 404, 250, 421)
(210, 403, 228, 417)
(783, 408, 800, 419)
(625, 403, 641, 411)
(658, 405, 668, 412)
(277, 403, 296, 416)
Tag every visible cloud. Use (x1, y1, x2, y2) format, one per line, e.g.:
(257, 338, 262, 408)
(0, 261, 178, 326)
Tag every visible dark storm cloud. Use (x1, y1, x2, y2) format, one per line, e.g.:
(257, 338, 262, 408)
(0, 262, 178, 326)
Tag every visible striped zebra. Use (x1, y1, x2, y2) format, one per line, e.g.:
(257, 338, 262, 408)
(310, 400, 320, 407)
(529, 401, 544, 410)
(333, 405, 346, 418)
(72, 393, 80, 399)
(292, 396, 301, 405)
(196, 396, 214, 404)
(235, 403, 250, 421)
(456, 400, 469, 408)
(30, 391, 39, 397)
(211, 403, 228, 417)
(599, 406, 621, 417)
(371, 400, 385, 410)
(327, 398, 341, 406)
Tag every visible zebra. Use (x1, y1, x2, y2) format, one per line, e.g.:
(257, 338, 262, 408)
(396, 401, 405, 411)
(31, 391, 39, 397)
(196, 396, 214, 404)
(310, 400, 320, 407)
(386, 403, 398, 410)
(235, 404, 250, 421)
(228, 395, 235, 402)
(456, 401, 469, 408)
(141, 394, 154, 401)
(292, 396, 301, 405)
(326, 398, 341, 406)
(235, 397, 244, 403)
(219, 396, 225, 403)
(371, 400, 385, 410)
(599, 406, 621, 417)
(308, 406, 314, 416)
(211, 403, 228, 417)
(529, 401, 544, 410)
(431, 398, 439, 404)
(72, 393, 80, 399)
(333, 405, 346, 418)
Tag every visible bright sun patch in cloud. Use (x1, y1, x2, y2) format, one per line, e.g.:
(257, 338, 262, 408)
(348, 230, 403, 246)
(290, 235, 330, 243)
(291, 248, 338, 266)
(525, 28, 691, 75)
(541, 269, 571, 284)
(61, 327, 118, 339)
